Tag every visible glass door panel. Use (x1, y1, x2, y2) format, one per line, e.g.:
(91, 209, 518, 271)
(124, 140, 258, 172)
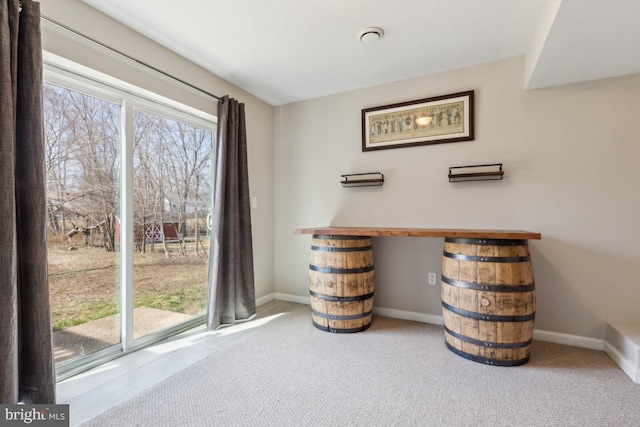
(132, 109, 212, 339)
(44, 83, 121, 365)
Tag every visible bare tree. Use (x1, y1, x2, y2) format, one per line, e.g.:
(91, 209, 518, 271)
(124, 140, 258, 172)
(133, 110, 212, 256)
(45, 83, 212, 255)
(44, 84, 81, 236)
(164, 121, 212, 255)
(43, 83, 120, 251)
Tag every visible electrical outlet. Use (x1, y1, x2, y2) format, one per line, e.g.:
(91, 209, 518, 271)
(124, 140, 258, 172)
(428, 272, 437, 285)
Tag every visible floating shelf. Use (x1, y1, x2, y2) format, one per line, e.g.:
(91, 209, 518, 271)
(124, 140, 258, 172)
(448, 163, 504, 182)
(341, 172, 384, 187)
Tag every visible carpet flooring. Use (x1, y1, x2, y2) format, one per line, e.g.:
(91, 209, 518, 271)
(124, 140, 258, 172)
(81, 303, 640, 426)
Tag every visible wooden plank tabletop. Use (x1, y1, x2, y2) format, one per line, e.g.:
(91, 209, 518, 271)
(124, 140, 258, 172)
(294, 226, 541, 240)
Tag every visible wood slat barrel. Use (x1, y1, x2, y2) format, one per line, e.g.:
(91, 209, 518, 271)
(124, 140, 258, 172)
(441, 237, 536, 366)
(308, 234, 375, 333)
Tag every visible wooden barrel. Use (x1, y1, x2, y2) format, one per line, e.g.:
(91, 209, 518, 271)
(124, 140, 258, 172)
(308, 234, 375, 333)
(441, 237, 536, 366)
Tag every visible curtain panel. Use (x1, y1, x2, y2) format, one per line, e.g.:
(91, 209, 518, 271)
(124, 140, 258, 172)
(206, 96, 256, 330)
(0, 0, 56, 404)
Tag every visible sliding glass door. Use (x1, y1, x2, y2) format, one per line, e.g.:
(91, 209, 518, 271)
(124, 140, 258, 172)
(44, 64, 215, 377)
(45, 82, 122, 366)
(131, 109, 212, 339)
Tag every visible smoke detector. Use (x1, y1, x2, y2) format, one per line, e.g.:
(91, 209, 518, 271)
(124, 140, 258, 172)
(359, 27, 384, 44)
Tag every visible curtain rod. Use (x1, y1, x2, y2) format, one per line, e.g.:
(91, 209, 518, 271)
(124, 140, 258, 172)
(40, 15, 224, 103)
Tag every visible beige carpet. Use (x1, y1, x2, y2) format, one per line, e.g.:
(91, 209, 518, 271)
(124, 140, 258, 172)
(81, 303, 640, 426)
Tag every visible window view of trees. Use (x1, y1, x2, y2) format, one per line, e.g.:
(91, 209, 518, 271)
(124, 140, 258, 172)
(45, 82, 121, 365)
(44, 83, 120, 251)
(45, 80, 214, 366)
(131, 109, 213, 339)
(133, 109, 212, 256)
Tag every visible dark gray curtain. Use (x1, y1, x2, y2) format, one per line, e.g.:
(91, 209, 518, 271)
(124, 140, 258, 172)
(0, 0, 56, 404)
(206, 96, 256, 329)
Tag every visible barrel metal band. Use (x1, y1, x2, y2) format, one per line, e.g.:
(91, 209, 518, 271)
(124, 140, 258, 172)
(311, 245, 372, 252)
(444, 325, 532, 349)
(312, 308, 373, 321)
(445, 238, 527, 246)
(443, 252, 531, 263)
(312, 320, 371, 334)
(441, 275, 535, 292)
(309, 264, 374, 274)
(313, 234, 370, 240)
(441, 301, 536, 322)
(310, 290, 374, 302)
(445, 342, 529, 366)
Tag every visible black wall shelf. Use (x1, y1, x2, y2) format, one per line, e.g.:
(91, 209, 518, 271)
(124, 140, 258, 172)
(448, 163, 504, 182)
(341, 172, 384, 187)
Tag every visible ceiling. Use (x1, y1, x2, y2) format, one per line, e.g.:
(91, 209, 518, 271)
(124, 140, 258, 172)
(82, 0, 640, 106)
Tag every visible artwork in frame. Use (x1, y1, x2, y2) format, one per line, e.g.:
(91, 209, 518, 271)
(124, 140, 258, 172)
(361, 90, 474, 151)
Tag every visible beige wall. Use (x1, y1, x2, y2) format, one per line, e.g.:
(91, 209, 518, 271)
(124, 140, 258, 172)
(40, 0, 275, 300)
(274, 56, 640, 340)
(41, 1, 640, 341)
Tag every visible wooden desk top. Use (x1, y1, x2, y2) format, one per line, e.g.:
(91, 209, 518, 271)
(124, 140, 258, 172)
(294, 226, 541, 240)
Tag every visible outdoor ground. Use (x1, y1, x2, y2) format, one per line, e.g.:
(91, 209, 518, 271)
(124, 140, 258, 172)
(48, 237, 208, 364)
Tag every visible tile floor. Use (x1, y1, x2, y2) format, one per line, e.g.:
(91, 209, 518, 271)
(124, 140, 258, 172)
(56, 299, 297, 426)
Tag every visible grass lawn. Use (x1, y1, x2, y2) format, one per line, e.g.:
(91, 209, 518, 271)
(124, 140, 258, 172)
(48, 241, 208, 331)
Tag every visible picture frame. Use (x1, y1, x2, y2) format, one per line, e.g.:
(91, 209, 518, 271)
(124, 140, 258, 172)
(361, 90, 474, 151)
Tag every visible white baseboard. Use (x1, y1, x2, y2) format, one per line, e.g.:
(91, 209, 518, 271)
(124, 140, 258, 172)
(257, 293, 310, 306)
(255, 293, 276, 307)
(271, 293, 603, 351)
(532, 329, 604, 351)
(604, 341, 640, 384)
(372, 306, 444, 326)
(604, 322, 640, 384)
(257, 292, 310, 306)
(273, 293, 311, 305)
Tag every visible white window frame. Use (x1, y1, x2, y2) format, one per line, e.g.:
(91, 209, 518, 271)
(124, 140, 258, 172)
(44, 53, 217, 381)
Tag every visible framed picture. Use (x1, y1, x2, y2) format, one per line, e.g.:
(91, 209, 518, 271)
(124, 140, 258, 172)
(361, 90, 474, 151)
